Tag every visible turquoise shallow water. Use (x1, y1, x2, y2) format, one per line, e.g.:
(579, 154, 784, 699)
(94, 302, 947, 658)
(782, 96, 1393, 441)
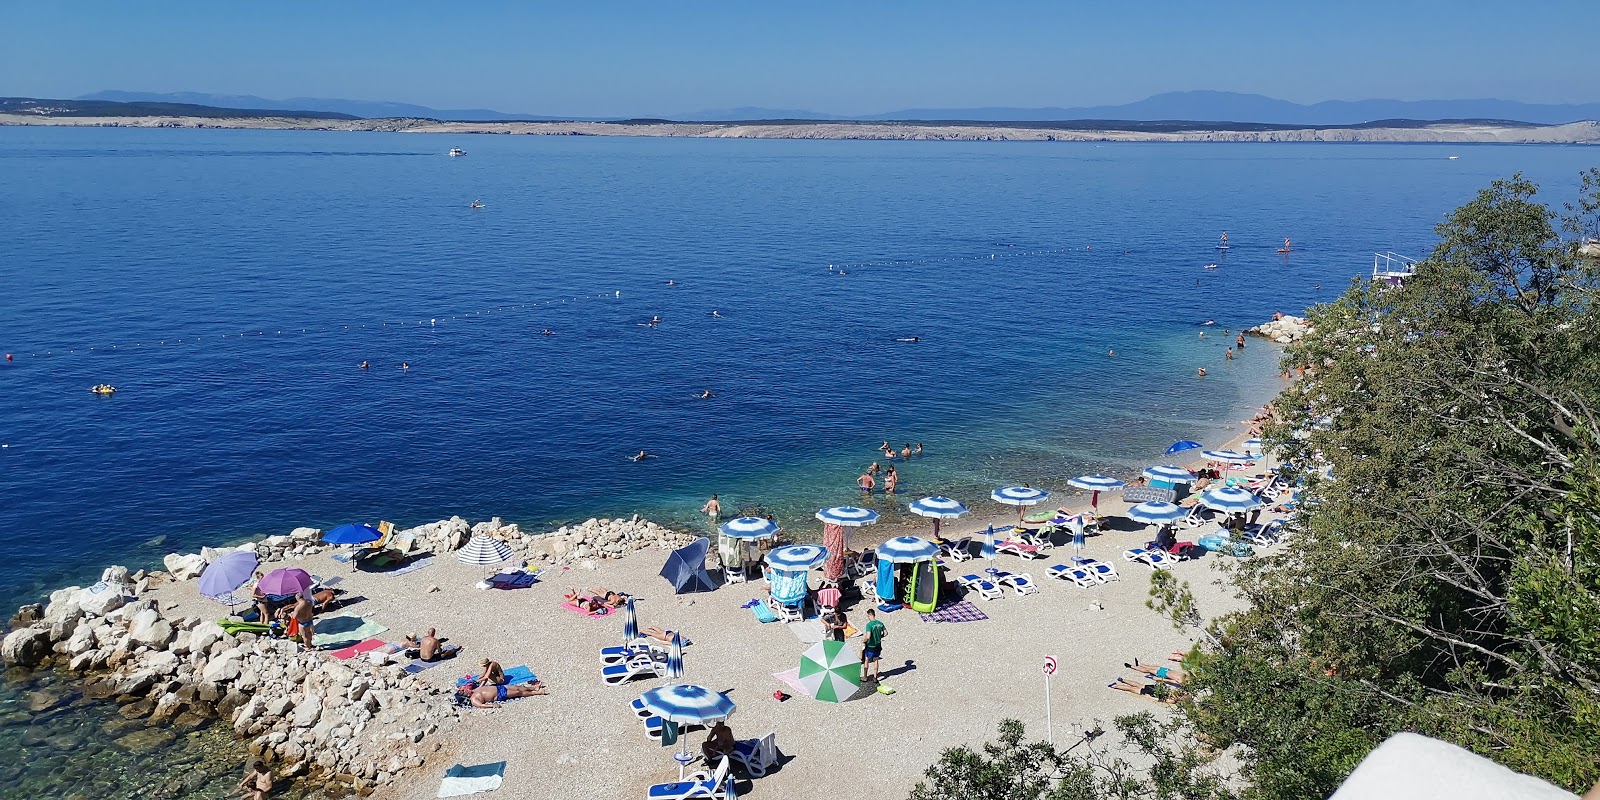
(1, 130, 1596, 609)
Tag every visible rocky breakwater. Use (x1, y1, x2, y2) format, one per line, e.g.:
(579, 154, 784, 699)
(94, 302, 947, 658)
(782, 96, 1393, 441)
(483, 514, 704, 566)
(4, 566, 458, 797)
(1249, 314, 1313, 344)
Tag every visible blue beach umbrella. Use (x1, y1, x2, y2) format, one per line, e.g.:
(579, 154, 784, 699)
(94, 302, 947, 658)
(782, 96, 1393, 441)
(1166, 440, 1203, 455)
(766, 544, 829, 572)
(636, 683, 737, 760)
(992, 486, 1049, 522)
(815, 506, 880, 527)
(666, 632, 685, 680)
(980, 525, 999, 573)
(1202, 449, 1256, 464)
(1243, 437, 1263, 452)
(1198, 486, 1264, 514)
(1143, 465, 1197, 484)
(1068, 474, 1127, 492)
(622, 596, 639, 645)
(907, 495, 970, 538)
(718, 517, 779, 539)
(322, 524, 383, 545)
(876, 536, 940, 563)
(1127, 501, 1189, 526)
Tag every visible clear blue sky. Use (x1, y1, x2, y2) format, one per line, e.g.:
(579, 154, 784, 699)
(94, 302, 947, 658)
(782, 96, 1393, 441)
(2, 0, 1592, 116)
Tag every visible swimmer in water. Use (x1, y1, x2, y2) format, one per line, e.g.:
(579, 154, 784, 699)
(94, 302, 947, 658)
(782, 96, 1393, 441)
(1197, 367, 1207, 377)
(359, 361, 369, 369)
(1108, 349, 1115, 357)
(895, 336, 920, 343)
(632, 450, 653, 462)
(649, 316, 661, 326)
(401, 362, 410, 371)
(915, 442, 923, 456)
(666, 280, 676, 286)
(698, 390, 714, 399)
(711, 311, 721, 318)
(541, 329, 555, 336)
(1202, 320, 1216, 326)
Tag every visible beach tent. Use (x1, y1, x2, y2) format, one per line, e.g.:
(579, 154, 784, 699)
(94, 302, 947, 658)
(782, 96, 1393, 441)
(660, 537, 717, 594)
(877, 536, 941, 612)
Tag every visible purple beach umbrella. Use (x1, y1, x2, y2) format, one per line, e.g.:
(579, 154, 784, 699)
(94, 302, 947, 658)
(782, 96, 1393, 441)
(199, 551, 259, 601)
(257, 567, 313, 597)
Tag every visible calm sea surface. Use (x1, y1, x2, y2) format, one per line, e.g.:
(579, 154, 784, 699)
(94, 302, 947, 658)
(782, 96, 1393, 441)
(1, 129, 1596, 607)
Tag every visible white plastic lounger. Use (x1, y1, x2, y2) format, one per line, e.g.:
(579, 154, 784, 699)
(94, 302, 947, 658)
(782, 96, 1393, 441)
(1048, 564, 1098, 588)
(992, 571, 1039, 596)
(1072, 557, 1119, 582)
(958, 574, 1003, 600)
(1122, 548, 1151, 561)
(1135, 550, 1179, 570)
(995, 540, 1047, 559)
(730, 731, 779, 777)
(939, 538, 975, 561)
(1179, 505, 1210, 529)
(645, 756, 733, 800)
(602, 653, 663, 685)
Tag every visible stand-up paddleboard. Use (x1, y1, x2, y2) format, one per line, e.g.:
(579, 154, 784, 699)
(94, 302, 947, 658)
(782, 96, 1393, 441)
(1216, 245, 1230, 250)
(876, 559, 895, 605)
(906, 560, 939, 613)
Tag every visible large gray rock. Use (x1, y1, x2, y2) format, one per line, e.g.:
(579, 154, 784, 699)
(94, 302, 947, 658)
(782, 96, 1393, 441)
(202, 648, 244, 683)
(189, 621, 225, 655)
(128, 609, 175, 649)
(100, 565, 131, 585)
(145, 649, 180, 675)
(1, 627, 51, 666)
(162, 553, 207, 580)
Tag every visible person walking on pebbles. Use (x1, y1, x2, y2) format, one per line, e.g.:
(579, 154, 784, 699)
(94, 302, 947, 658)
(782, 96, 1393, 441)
(861, 608, 887, 682)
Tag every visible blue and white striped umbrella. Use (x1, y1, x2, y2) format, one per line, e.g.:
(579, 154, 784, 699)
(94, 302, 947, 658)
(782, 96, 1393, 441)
(991, 486, 1050, 506)
(1243, 437, 1263, 452)
(1126, 501, 1189, 525)
(1068, 474, 1127, 492)
(766, 544, 829, 571)
(1202, 449, 1255, 464)
(980, 525, 999, 561)
(815, 506, 880, 527)
(1143, 465, 1197, 483)
(456, 536, 513, 566)
(665, 632, 685, 680)
(622, 596, 638, 645)
(636, 683, 735, 724)
(876, 536, 940, 564)
(907, 496, 970, 519)
(1198, 486, 1265, 514)
(718, 516, 779, 539)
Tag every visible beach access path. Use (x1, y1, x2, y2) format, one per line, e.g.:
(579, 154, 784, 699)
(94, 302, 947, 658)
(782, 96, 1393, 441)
(149, 483, 1275, 800)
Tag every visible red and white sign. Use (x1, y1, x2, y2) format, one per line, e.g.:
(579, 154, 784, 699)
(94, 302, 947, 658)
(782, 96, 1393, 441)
(1042, 656, 1058, 676)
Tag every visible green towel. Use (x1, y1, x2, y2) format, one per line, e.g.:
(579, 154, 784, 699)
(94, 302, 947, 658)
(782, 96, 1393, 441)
(311, 613, 389, 648)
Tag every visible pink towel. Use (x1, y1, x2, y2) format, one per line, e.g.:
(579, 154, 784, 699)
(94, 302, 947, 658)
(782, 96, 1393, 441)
(329, 639, 387, 660)
(561, 601, 609, 618)
(1000, 541, 1039, 552)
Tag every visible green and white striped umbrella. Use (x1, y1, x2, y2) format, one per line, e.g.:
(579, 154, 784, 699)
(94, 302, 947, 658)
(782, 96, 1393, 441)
(797, 639, 861, 703)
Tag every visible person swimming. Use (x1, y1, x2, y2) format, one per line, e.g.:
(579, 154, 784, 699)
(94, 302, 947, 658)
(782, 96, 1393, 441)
(698, 390, 714, 399)
(359, 361, 369, 369)
(541, 329, 555, 336)
(648, 316, 661, 326)
(1202, 320, 1216, 326)
(469, 199, 484, 209)
(711, 311, 721, 318)
(631, 450, 654, 462)
(401, 362, 410, 371)
(666, 280, 676, 286)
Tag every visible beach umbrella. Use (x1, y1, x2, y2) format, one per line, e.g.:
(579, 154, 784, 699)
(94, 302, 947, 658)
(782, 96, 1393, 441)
(797, 639, 862, 703)
(322, 523, 383, 545)
(257, 568, 313, 597)
(815, 506, 880, 527)
(766, 544, 829, 572)
(1068, 475, 1126, 512)
(621, 596, 639, 646)
(1198, 486, 1264, 514)
(636, 683, 737, 760)
(718, 517, 779, 539)
(457, 536, 513, 567)
(1143, 465, 1197, 484)
(1202, 449, 1255, 464)
(907, 495, 969, 538)
(660, 537, 717, 593)
(876, 536, 940, 563)
(991, 486, 1049, 522)
(1127, 501, 1188, 526)
(1243, 437, 1263, 452)
(199, 551, 258, 600)
(980, 525, 999, 573)
(665, 632, 685, 680)
(1166, 440, 1203, 455)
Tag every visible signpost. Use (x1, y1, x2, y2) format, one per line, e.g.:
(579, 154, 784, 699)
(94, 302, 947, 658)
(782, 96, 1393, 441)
(1042, 655, 1058, 744)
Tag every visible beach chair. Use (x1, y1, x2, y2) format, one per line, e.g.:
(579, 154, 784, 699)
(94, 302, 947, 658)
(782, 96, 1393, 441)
(644, 715, 707, 742)
(1048, 564, 1098, 588)
(1071, 557, 1120, 583)
(730, 731, 779, 778)
(602, 642, 665, 666)
(1243, 519, 1285, 547)
(816, 587, 841, 616)
(995, 540, 1046, 560)
(1178, 505, 1210, 530)
(602, 652, 663, 686)
(1134, 550, 1181, 570)
(645, 755, 733, 800)
(1017, 527, 1055, 550)
(938, 538, 975, 562)
(991, 571, 1039, 596)
(957, 574, 1003, 601)
(766, 596, 803, 623)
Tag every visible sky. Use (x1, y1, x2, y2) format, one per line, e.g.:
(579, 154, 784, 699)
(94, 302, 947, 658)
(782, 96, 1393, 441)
(2, 0, 1594, 117)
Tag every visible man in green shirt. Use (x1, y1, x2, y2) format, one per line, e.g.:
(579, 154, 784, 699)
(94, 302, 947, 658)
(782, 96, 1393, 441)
(861, 608, 887, 682)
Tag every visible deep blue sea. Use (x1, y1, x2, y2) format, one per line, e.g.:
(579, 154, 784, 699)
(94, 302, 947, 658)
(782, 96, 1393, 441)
(2, 128, 1595, 607)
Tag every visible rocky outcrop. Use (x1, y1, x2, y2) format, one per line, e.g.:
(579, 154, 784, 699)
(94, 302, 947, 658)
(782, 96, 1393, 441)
(1250, 315, 1312, 344)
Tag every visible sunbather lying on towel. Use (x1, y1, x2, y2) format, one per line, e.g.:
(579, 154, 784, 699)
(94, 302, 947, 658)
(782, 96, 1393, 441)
(586, 586, 631, 608)
(402, 628, 462, 662)
(564, 589, 605, 613)
(641, 626, 683, 644)
(469, 681, 546, 708)
(1109, 676, 1186, 705)
(1125, 659, 1187, 685)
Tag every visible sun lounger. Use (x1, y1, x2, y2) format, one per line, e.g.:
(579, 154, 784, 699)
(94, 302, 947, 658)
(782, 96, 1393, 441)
(1071, 557, 1120, 582)
(957, 574, 1003, 601)
(1048, 564, 1098, 588)
(938, 537, 975, 561)
(995, 540, 1047, 559)
(730, 731, 779, 778)
(644, 714, 707, 741)
(991, 571, 1039, 596)
(1178, 505, 1211, 529)
(1122, 547, 1151, 561)
(1134, 550, 1182, 570)
(646, 756, 733, 800)
(1243, 519, 1285, 546)
(816, 587, 841, 616)
(602, 653, 662, 685)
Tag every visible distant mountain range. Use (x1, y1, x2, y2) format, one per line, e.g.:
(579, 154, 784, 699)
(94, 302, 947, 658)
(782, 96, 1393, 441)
(65, 89, 1600, 125)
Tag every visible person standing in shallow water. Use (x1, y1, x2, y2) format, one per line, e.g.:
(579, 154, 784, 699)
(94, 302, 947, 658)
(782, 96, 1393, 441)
(1236, 333, 1246, 350)
(884, 465, 899, 495)
(701, 494, 721, 523)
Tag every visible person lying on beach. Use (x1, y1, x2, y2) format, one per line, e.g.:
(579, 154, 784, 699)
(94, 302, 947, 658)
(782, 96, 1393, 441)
(641, 626, 683, 644)
(403, 628, 461, 662)
(586, 587, 631, 608)
(564, 589, 606, 613)
(312, 587, 340, 612)
(480, 659, 507, 686)
(1109, 676, 1185, 705)
(1126, 660, 1187, 685)
(237, 761, 274, 800)
(469, 681, 547, 708)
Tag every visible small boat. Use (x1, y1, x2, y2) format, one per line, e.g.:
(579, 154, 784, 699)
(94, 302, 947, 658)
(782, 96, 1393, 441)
(1447, 155, 1460, 160)
(449, 148, 466, 157)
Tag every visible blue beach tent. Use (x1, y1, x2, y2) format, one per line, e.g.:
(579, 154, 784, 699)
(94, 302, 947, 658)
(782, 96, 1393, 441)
(1166, 440, 1203, 455)
(660, 537, 717, 594)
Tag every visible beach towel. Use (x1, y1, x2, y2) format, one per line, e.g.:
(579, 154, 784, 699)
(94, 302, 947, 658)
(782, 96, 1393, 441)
(381, 556, 436, 577)
(487, 570, 538, 590)
(561, 601, 609, 618)
(311, 614, 390, 648)
(788, 619, 825, 643)
(771, 667, 809, 696)
(437, 761, 506, 798)
(877, 602, 903, 613)
(328, 638, 388, 660)
(404, 660, 446, 674)
(330, 552, 355, 564)
(919, 600, 990, 624)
